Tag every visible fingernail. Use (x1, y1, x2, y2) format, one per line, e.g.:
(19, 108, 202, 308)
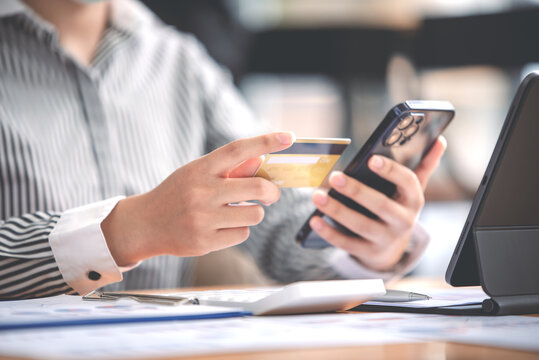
(277, 132, 295, 145)
(439, 135, 447, 148)
(312, 190, 328, 206)
(310, 217, 324, 231)
(329, 171, 346, 188)
(369, 155, 384, 170)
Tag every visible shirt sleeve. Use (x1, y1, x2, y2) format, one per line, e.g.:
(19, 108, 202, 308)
(329, 224, 430, 283)
(49, 196, 135, 296)
(0, 196, 136, 299)
(0, 211, 72, 299)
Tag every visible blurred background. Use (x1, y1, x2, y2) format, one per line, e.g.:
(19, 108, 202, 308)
(142, 0, 539, 278)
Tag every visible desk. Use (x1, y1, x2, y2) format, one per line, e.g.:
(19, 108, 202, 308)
(189, 280, 538, 360)
(1, 278, 538, 360)
(175, 343, 539, 360)
(138, 278, 539, 360)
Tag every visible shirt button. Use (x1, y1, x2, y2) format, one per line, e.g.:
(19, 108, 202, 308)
(88, 271, 101, 281)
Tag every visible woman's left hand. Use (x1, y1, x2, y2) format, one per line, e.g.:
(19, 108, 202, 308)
(309, 136, 447, 271)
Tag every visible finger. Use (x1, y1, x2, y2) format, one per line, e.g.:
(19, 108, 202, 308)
(208, 132, 295, 176)
(310, 216, 406, 271)
(414, 136, 447, 190)
(212, 203, 265, 228)
(367, 155, 423, 209)
(213, 227, 252, 248)
(227, 156, 264, 178)
(309, 216, 374, 260)
(219, 177, 281, 206)
(327, 172, 414, 231)
(311, 190, 392, 246)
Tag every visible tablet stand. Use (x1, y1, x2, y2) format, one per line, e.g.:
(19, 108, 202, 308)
(474, 226, 539, 315)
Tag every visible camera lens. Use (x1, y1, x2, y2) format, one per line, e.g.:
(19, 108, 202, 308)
(385, 128, 402, 146)
(398, 115, 414, 130)
(403, 123, 419, 137)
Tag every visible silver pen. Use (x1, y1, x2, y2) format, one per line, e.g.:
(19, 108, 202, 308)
(83, 291, 199, 306)
(371, 289, 431, 302)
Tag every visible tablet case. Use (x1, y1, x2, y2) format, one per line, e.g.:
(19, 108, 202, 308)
(475, 226, 539, 314)
(446, 72, 539, 315)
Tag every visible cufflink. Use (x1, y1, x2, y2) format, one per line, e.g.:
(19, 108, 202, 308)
(88, 270, 101, 281)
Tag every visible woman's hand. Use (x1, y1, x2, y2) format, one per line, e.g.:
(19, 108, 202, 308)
(102, 132, 295, 266)
(309, 136, 447, 271)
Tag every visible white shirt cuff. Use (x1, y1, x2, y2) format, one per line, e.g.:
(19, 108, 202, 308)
(49, 196, 130, 295)
(329, 224, 430, 283)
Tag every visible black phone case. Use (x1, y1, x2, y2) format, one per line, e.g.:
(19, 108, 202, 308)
(297, 100, 455, 248)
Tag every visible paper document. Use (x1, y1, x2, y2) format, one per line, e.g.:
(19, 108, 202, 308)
(356, 287, 488, 314)
(2, 307, 538, 359)
(0, 295, 249, 330)
(0, 312, 421, 360)
(394, 314, 539, 353)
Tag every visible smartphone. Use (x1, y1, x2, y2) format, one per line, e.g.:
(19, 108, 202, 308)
(296, 100, 455, 248)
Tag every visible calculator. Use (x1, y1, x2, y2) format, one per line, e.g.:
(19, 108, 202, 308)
(166, 279, 385, 315)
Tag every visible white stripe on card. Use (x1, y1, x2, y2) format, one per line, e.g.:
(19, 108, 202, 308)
(267, 156, 320, 165)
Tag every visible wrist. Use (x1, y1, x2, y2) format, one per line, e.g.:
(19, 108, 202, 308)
(101, 195, 154, 266)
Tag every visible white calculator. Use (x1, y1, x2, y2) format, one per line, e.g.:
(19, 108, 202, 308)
(165, 279, 385, 315)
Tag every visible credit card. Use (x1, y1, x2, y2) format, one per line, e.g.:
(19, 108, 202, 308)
(255, 137, 351, 188)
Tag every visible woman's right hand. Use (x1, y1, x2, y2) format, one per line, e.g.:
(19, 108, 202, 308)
(101, 132, 295, 266)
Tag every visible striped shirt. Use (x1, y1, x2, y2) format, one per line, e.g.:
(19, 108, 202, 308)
(0, 0, 426, 300)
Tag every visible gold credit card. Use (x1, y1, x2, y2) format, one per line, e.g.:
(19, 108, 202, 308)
(255, 137, 351, 188)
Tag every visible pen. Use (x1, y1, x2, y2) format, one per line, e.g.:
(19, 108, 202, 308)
(83, 291, 199, 306)
(371, 289, 431, 302)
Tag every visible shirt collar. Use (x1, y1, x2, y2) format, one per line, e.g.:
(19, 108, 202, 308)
(0, 0, 27, 18)
(0, 0, 157, 36)
(109, 0, 157, 36)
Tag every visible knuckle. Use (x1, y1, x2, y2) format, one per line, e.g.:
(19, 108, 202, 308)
(397, 213, 416, 232)
(357, 220, 375, 237)
(250, 205, 265, 224)
(251, 177, 270, 198)
(226, 140, 243, 159)
(193, 155, 211, 173)
(339, 238, 356, 254)
(405, 213, 417, 229)
(237, 227, 250, 242)
(270, 186, 281, 203)
(261, 134, 272, 148)
(327, 200, 342, 218)
(383, 158, 395, 175)
(343, 179, 362, 199)
(401, 167, 418, 186)
(375, 197, 391, 213)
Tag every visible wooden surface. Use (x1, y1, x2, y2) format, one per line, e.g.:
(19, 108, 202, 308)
(3, 340, 538, 360)
(2, 278, 538, 360)
(161, 343, 539, 360)
(164, 277, 538, 360)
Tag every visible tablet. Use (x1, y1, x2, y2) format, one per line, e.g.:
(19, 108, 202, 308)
(445, 71, 539, 289)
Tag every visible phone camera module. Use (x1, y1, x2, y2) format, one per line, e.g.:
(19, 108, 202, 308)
(385, 128, 402, 146)
(413, 113, 425, 124)
(386, 113, 424, 147)
(403, 123, 419, 137)
(398, 115, 414, 130)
